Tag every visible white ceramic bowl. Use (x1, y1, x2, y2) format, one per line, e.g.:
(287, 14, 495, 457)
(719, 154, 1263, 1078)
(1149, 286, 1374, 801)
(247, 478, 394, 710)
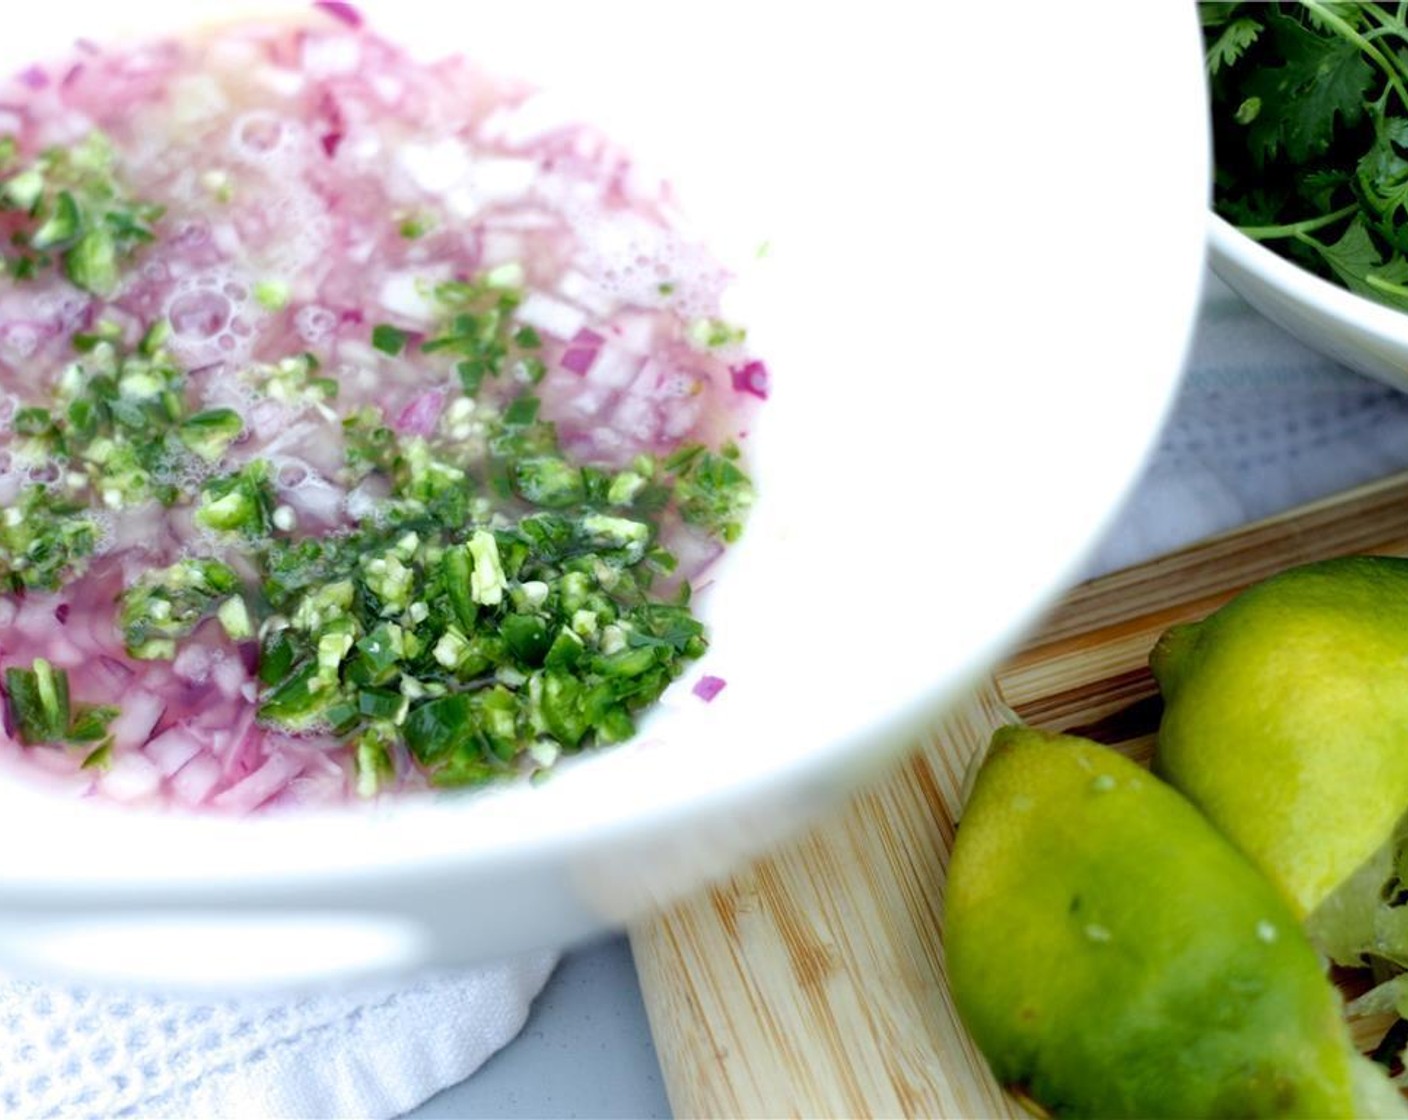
(1209, 213, 1408, 391)
(0, 1, 1211, 989)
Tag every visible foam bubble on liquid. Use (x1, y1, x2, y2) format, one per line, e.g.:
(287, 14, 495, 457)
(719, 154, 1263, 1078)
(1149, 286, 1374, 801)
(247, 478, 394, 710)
(257, 184, 335, 280)
(294, 305, 339, 346)
(0, 323, 44, 365)
(566, 205, 727, 321)
(228, 110, 306, 167)
(223, 112, 335, 278)
(32, 287, 93, 335)
(87, 510, 116, 557)
(162, 267, 265, 370)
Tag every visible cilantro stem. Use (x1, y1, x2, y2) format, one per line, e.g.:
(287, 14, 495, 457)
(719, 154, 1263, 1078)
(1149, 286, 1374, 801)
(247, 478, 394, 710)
(1365, 272, 1408, 297)
(1303, 0, 1408, 116)
(1238, 202, 1359, 241)
(1363, 3, 1408, 41)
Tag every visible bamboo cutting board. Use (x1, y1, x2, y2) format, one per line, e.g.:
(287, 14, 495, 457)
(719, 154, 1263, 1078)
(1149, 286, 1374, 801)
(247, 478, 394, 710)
(629, 468, 1408, 1119)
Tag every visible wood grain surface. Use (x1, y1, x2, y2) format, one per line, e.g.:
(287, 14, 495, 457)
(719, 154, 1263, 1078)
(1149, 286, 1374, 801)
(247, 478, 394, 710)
(630, 469, 1408, 1119)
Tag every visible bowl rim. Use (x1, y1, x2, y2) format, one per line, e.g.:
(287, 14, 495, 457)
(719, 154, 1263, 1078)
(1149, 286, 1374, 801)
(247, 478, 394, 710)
(1207, 211, 1408, 344)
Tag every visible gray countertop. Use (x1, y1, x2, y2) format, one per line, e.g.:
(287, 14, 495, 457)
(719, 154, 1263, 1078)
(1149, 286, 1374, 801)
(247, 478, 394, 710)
(410, 935, 668, 1119)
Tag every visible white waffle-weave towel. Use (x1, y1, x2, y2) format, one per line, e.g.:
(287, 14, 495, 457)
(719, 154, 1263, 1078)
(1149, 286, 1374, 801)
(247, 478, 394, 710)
(0, 952, 556, 1118)
(1085, 270, 1408, 578)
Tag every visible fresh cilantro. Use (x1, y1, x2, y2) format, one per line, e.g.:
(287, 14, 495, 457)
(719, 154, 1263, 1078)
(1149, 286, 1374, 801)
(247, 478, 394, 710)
(249, 389, 744, 788)
(253, 279, 290, 311)
(0, 486, 99, 593)
(3, 659, 69, 743)
(666, 441, 755, 543)
(421, 276, 529, 394)
(195, 461, 276, 536)
(372, 323, 410, 356)
(0, 228, 757, 795)
(0, 130, 162, 295)
(0, 325, 252, 589)
(1205, 15, 1262, 77)
(2, 660, 117, 747)
(1204, 2, 1408, 307)
(118, 558, 244, 660)
(687, 317, 747, 350)
(397, 211, 434, 240)
(177, 408, 244, 461)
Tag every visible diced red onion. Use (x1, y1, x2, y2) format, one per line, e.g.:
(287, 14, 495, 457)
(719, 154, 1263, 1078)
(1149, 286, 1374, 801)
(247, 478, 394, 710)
(100, 752, 162, 802)
(0, 320, 49, 362)
(276, 460, 309, 488)
(209, 750, 304, 814)
(610, 393, 660, 443)
(585, 345, 641, 389)
(107, 690, 165, 752)
(212, 653, 249, 699)
(660, 395, 701, 441)
(730, 360, 770, 400)
(95, 655, 136, 688)
(16, 66, 48, 90)
(143, 725, 204, 777)
(692, 675, 726, 702)
(172, 643, 214, 684)
(561, 327, 604, 376)
(670, 525, 725, 583)
(281, 472, 347, 527)
(249, 398, 289, 440)
(394, 388, 445, 436)
(314, 1, 364, 28)
(222, 714, 263, 775)
(277, 765, 351, 807)
(14, 595, 58, 640)
(209, 702, 257, 762)
(515, 291, 587, 340)
(170, 754, 222, 807)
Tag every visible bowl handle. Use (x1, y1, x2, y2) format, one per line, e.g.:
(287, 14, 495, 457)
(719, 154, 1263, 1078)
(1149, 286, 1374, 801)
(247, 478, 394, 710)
(0, 910, 431, 991)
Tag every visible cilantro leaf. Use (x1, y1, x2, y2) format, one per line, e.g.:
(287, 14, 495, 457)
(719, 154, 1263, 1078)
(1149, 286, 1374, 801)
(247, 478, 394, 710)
(372, 324, 410, 356)
(1206, 17, 1263, 76)
(1307, 217, 1382, 288)
(1241, 12, 1372, 165)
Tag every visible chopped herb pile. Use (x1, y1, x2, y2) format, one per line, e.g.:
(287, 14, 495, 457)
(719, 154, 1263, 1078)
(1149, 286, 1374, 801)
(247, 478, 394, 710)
(0, 129, 757, 796)
(120, 558, 247, 660)
(248, 291, 748, 792)
(418, 267, 547, 392)
(1204, 1, 1408, 309)
(0, 320, 248, 592)
(0, 131, 163, 295)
